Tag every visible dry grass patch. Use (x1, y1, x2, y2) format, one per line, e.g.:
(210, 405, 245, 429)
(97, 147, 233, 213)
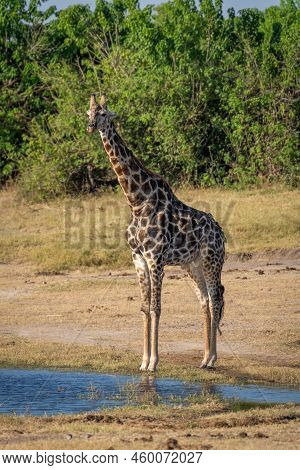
(0, 186, 299, 271)
(0, 335, 299, 386)
(0, 403, 299, 450)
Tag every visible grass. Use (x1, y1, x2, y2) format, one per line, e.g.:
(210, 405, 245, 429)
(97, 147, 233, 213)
(0, 185, 299, 271)
(0, 335, 299, 386)
(0, 401, 299, 449)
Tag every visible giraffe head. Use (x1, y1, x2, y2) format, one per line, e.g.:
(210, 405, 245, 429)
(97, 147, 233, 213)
(86, 94, 116, 133)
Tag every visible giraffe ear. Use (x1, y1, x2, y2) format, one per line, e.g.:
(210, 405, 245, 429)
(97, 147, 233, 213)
(90, 94, 96, 108)
(99, 95, 107, 107)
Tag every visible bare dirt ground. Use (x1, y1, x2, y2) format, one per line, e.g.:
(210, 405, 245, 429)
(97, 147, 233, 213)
(0, 250, 299, 369)
(0, 250, 299, 450)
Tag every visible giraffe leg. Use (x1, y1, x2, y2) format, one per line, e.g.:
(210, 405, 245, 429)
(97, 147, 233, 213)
(132, 253, 151, 371)
(147, 261, 164, 372)
(205, 278, 224, 369)
(201, 256, 225, 370)
(185, 261, 211, 368)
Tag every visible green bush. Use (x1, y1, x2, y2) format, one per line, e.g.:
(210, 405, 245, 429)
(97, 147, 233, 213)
(19, 65, 110, 200)
(0, 0, 298, 198)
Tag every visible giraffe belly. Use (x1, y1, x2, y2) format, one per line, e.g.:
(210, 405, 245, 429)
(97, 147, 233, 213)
(163, 243, 200, 265)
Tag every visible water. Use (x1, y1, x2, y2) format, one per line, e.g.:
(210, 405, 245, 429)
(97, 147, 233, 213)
(0, 368, 299, 416)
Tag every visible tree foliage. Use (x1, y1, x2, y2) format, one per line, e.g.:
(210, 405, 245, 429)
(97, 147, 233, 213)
(0, 0, 299, 198)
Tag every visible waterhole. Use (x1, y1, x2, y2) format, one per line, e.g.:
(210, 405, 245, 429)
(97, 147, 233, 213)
(0, 368, 299, 416)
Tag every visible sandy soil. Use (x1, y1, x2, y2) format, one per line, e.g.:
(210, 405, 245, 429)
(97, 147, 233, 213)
(0, 250, 299, 368)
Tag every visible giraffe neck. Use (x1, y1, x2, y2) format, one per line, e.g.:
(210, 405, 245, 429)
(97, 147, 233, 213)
(99, 123, 159, 208)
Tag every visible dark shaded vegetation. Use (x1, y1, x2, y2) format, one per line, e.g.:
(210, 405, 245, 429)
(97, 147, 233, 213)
(0, 0, 299, 199)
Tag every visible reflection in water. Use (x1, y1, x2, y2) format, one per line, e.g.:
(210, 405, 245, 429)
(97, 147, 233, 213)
(138, 374, 156, 393)
(116, 375, 161, 405)
(201, 382, 217, 396)
(0, 368, 299, 416)
(137, 375, 159, 404)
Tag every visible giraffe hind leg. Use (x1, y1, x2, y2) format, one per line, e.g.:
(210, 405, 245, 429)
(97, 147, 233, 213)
(201, 257, 225, 369)
(185, 261, 211, 368)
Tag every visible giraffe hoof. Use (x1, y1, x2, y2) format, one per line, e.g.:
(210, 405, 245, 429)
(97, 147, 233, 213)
(206, 355, 217, 369)
(140, 364, 149, 372)
(199, 363, 207, 369)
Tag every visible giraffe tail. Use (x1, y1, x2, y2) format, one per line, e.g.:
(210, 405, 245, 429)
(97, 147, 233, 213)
(217, 284, 225, 336)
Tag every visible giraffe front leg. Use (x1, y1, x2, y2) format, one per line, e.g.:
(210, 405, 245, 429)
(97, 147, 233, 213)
(148, 262, 164, 372)
(140, 312, 151, 371)
(132, 253, 151, 372)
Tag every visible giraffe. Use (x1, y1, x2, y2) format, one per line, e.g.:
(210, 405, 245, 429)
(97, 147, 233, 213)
(87, 94, 226, 372)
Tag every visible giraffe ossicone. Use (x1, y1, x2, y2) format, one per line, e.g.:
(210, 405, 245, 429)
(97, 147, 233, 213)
(87, 94, 226, 372)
